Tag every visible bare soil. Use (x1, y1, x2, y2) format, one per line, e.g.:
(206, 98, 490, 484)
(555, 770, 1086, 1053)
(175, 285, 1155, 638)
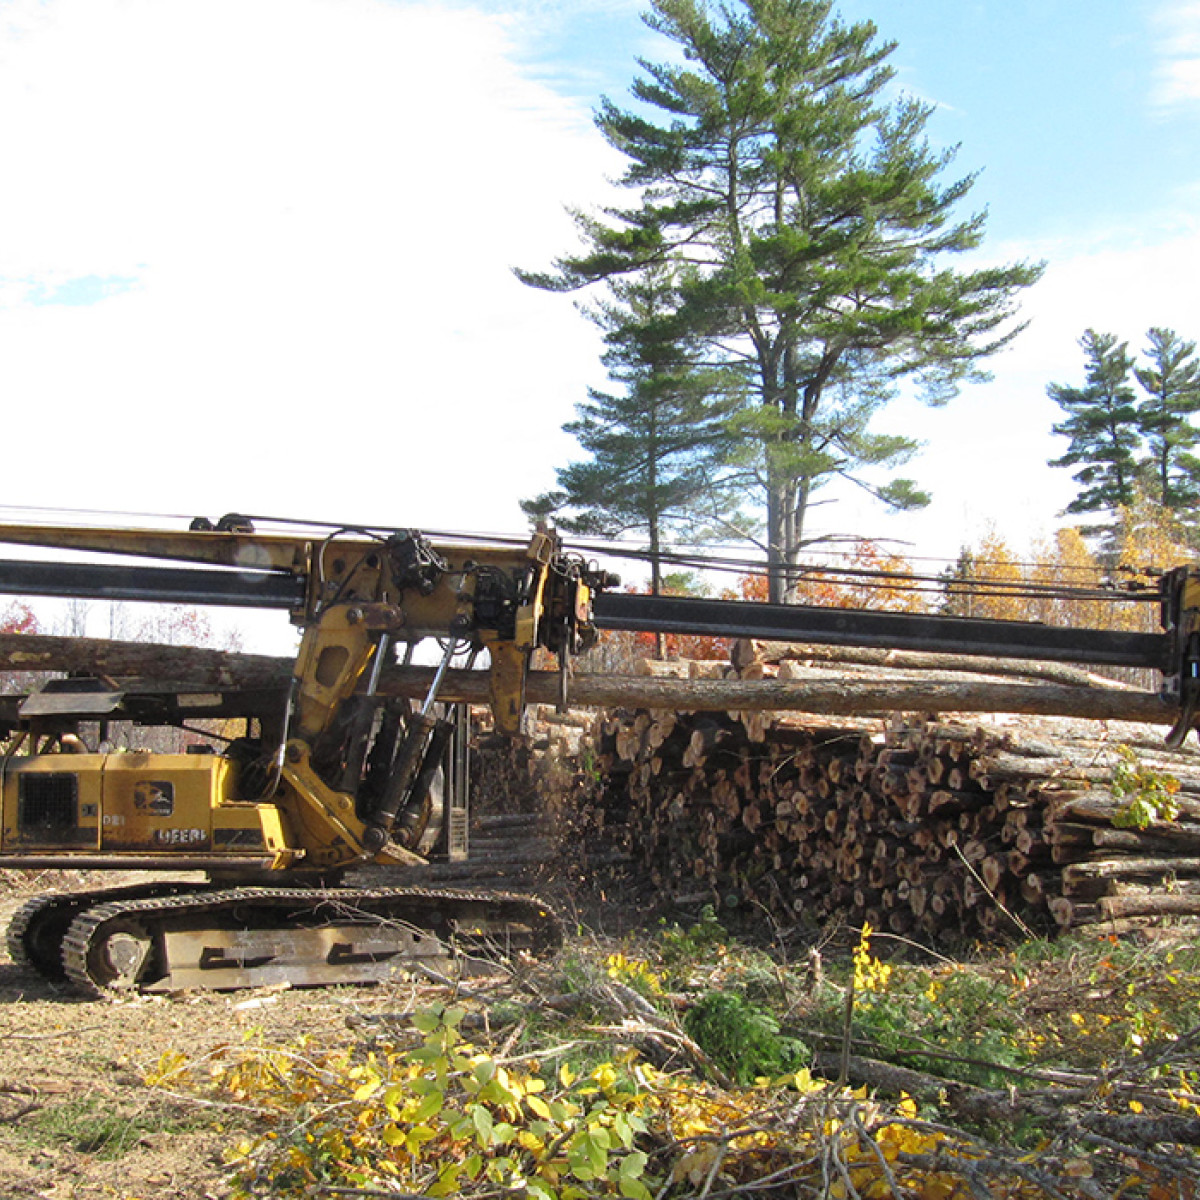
(0, 869, 504, 1200)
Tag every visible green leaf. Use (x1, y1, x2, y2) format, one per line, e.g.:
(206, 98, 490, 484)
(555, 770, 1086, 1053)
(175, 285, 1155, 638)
(406, 1124, 438, 1155)
(471, 1103, 495, 1148)
(621, 1150, 648, 1177)
(411, 1009, 443, 1034)
(411, 1090, 444, 1123)
(526, 1178, 558, 1200)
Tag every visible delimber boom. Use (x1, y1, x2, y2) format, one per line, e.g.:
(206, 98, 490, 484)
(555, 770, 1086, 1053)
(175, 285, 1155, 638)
(0, 514, 1195, 738)
(0, 516, 1195, 733)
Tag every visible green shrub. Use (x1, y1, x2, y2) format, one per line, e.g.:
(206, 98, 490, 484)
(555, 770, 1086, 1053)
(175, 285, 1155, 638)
(683, 990, 809, 1085)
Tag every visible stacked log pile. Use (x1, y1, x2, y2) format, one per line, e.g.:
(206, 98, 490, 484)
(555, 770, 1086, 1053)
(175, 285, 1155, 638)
(410, 708, 594, 887)
(971, 737, 1200, 929)
(575, 703, 1200, 941)
(411, 813, 559, 886)
(471, 708, 592, 815)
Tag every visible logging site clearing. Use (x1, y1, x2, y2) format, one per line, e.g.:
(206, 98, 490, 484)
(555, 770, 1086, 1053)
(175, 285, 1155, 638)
(2, 695, 1200, 1199)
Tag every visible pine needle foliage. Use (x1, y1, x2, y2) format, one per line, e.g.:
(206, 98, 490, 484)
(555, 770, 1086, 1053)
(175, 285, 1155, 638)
(521, 0, 1041, 602)
(523, 272, 742, 595)
(1049, 326, 1200, 537)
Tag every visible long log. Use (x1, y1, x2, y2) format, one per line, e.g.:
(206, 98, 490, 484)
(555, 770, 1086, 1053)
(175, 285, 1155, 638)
(748, 641, 1141, 690)
(512, 673, 1175, 722)
(0, 631, 1179, 723)
(1049, 788, 1200, 824)
(1100, 893, 1200, 920)
(0, 631, 290, 688)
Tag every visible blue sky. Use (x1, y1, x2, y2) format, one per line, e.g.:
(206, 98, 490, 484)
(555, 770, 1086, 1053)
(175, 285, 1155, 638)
(0, 0, 1196, 632)
(836, 1, 1193, 245)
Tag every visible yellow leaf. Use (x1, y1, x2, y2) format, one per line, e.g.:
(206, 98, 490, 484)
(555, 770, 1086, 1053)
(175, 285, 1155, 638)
(1129, 1099, 1144, 1114)
(518, 1129, 546, 1154)
(592, 1063, 618, 1090)
(792, 1067, 819, 1093)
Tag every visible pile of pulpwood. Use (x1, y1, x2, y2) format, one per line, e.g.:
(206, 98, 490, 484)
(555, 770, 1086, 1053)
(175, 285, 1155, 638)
(407, 709, 594, 887)
(410, 642, 1200, 941)
(568, 700, 1200, 940)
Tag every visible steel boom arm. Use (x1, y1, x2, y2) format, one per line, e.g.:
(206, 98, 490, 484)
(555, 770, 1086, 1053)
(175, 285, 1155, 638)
(592, 592, 1169, 671)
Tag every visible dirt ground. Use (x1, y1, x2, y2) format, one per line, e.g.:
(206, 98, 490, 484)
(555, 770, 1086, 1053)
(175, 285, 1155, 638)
(0, 869, 539, 1200)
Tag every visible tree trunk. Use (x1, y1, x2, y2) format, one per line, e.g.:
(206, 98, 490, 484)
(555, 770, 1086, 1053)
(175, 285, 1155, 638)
(0, 632, 289, 689)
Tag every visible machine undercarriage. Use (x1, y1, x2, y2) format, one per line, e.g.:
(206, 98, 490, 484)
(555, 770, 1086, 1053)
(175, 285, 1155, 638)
(8, 881, 562, 994)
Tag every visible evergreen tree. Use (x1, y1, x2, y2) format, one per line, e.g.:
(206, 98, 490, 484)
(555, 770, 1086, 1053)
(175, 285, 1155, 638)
(522, 274, 739, 596)
(1048, 330, 1139, 530)
(1134, 327, 1200, 512)
(520, 0, 1041, 602)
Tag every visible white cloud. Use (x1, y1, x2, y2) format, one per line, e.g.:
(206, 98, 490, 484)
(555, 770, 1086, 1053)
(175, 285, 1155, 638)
(1152, 1, 1200, 109)
(833, 218, 1200, 561)
(0, 0, 616, 534)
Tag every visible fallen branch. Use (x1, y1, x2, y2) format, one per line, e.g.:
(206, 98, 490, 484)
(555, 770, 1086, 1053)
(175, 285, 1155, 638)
(0, 1083, 39, 1123)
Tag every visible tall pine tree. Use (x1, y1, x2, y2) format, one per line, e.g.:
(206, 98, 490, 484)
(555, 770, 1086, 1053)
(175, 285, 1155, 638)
(521, 0, 1041, 602)
(1135, 327, 1200, 513)
(1048, 327, 1200, 534)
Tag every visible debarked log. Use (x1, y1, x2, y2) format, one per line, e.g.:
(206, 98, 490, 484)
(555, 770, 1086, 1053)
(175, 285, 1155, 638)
(1100, 893, 1200, 921)
(0, 633, 1180, 724)
(749, 641, 1140, 690)
(405, 671, 1176, 722)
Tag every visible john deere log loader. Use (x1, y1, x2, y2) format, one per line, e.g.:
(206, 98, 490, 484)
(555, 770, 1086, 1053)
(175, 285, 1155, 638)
(0, 516, 610, 993)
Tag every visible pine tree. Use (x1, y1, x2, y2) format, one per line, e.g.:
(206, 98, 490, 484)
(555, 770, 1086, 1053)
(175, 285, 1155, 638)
(522, 274, 739, 595)
(1048, 330, 1139, 530)
(520, 0, 1041, 602)
(1134, 327, 1200, 513)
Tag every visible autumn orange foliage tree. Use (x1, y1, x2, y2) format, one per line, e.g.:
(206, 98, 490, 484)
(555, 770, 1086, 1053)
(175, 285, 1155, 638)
(942, 498, 1189, 635)
(0, 600, 37, 635)
(590, 509, 1187, 671)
